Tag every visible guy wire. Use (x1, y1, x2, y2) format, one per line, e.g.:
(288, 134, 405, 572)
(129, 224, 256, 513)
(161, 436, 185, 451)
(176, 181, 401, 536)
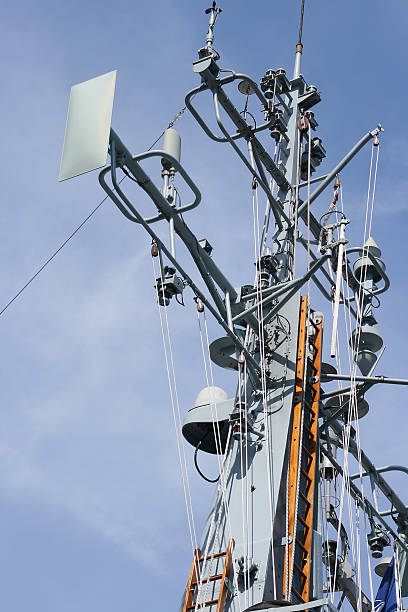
(0, 105, 187, 319)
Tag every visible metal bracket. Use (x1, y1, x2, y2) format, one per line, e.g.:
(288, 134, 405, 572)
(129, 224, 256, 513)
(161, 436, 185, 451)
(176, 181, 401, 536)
(243, 598, 337, 612)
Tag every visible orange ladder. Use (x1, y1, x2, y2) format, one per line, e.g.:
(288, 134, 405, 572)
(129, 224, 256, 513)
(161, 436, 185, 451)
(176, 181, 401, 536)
(182, 540, 235, 612)
(283, 296, 323, 604)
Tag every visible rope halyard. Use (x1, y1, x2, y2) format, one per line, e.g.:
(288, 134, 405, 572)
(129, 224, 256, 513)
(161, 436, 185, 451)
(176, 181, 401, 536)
(247, 138, 278, 600)
(325, 137, 382, 612)
(292, 126, 303, 279)
(151, 253, 200, 573)
(194, 309, 241, 612)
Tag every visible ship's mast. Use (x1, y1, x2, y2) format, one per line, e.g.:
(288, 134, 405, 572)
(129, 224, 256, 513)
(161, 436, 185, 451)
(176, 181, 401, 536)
(58, 3, 408, 611)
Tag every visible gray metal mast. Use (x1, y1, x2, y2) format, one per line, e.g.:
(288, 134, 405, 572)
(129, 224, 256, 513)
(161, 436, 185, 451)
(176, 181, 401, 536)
(59, 3, 408, 612)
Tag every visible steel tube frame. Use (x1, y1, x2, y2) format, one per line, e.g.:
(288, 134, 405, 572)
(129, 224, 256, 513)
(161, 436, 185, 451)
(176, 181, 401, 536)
(350, 465, 408, 481)
(213, 92, 286, 230)
(103, 132, 263, 335)
(325, 417, 408, 524)
(298, 237, 358, 320)
(184, 72, 274, 144)
(297, 174, 329, 189)
(231, 253, 330, 324)
(111, 132, 237, 303)
(319, 445, 408, 552)
(101, 161, 227, 319)
(246, 598, 338, 612)
(128, 150, 201, 224)
(98, 164, 262, 384)
(323, 374, 408, 386)
(297, 126, 382, 217)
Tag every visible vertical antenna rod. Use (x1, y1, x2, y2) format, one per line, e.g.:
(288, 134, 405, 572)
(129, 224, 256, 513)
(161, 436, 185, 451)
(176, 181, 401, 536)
(294, 0, 305, 78)
(205, 1, 222, 56)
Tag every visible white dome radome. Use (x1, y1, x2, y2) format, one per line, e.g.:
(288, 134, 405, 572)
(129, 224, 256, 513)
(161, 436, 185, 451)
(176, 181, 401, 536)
(194, 386, 228, 408)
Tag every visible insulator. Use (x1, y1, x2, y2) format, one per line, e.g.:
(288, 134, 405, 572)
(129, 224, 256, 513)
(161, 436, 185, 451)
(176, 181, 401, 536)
(322, 540, 337, 570)
(298, 115, 309, 132)
(260, 69, 276, 99)
(270, 126, 281, 141)
(151, 242, 159, 257)
(233, 424, 246, 441)
(238, 351, 245, 364)
(196, 298, 204, 313)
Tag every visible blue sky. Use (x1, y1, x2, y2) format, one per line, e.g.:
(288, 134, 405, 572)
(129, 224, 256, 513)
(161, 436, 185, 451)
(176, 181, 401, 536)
(0, 1, 408, 610)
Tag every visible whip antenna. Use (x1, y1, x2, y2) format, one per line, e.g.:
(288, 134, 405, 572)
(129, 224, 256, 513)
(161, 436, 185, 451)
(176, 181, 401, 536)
(294, 0, 305, 77)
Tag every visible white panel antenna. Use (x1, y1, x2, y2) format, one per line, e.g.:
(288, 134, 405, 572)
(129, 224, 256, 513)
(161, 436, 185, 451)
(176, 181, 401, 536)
(58, 70, 117, 181)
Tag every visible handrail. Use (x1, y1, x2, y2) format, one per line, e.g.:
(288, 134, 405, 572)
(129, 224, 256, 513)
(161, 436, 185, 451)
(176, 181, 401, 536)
(350, 465, 408, 481)
(297, 125, 382, 217)
(213, 91, 287, 230)
(109, 134, 202, 224)
(185, 71, 275, 144)
(97, 168, 262, 384)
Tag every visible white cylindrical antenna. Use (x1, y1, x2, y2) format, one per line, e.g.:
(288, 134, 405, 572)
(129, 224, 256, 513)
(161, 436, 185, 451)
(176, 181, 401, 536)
(330, 220, 347, 358)
(162, 128, 181, 165)
(162, 129, 181, 259)
(293, 0, 305, 78)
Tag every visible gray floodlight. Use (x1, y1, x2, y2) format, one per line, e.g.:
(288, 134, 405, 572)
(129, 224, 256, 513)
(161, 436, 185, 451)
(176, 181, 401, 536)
(58, 70, 117, 181)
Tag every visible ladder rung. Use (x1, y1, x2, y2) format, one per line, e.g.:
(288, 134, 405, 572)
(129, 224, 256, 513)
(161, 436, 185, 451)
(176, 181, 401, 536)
(191, 574, 223, 587)
(299, 491, 311, 505)
(304, 400, 314, 411)
(297, 514, 310, 529)
(302, 444, 313, 458)
(291, 586, 306, 603)
(293, 561, 307, 579)
(198, 551, 226, 562)
(309, 318, 321, 331)
(300, 468, 311, 483)
(295, 537, 308, 553)
(303, 423, 315, 437)
(187, 599, 219, 610)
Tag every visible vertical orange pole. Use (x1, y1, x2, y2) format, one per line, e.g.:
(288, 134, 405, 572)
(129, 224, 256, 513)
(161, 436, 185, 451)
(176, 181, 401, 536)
(300, 315, 323, 601)
(283, 295, 308, 600)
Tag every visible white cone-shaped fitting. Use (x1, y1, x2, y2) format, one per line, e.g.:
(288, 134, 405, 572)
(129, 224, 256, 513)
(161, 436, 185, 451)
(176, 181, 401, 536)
(364, 236, 381, 258)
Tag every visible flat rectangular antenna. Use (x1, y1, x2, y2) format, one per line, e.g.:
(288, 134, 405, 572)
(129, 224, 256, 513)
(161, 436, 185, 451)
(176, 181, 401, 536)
(58, 70, 117, 181)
